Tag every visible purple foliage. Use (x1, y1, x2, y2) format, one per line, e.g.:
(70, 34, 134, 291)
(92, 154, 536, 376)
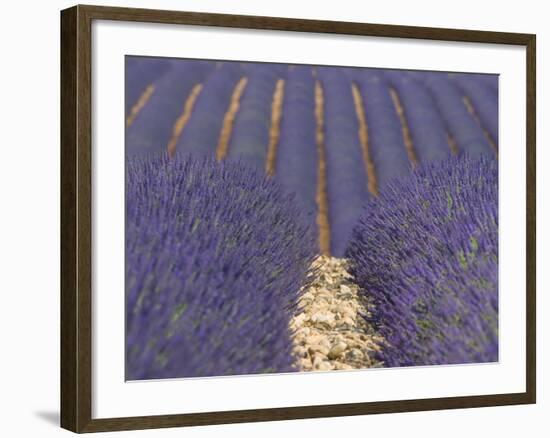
(126, 154, 316, 379)
(473, 74, 499, 95)
(125, 56, 173, 114)
(318, 67, 370, 257)
(276, 66, 318, 232)
(346, 155, 498, 367)
(177, 63, 245, 156)
(124, 59, 500, 271)
(421, 73, 493, 156)
(355, 70, 411, 188)
(227, 64, 286, 169)
(449, 73, 499, 146)
(126, 60, 214, 156)
(383, 70, 451, 162)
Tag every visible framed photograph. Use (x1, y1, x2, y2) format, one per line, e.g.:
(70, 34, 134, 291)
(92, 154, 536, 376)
(60, 4, 536, 433)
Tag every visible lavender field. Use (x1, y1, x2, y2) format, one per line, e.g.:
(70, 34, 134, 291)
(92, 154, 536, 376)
(125, 56, 498, 380)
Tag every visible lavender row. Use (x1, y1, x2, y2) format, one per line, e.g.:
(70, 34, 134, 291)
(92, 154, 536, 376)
(126, 154, 316, 379)
(125, 57, 173, 114)
(384, 70, 451, 163)
(449, 73, 499, 146)
(318, 67, 370, 257)
(346, 155, 498, 366)
(470, 74, 499, 95)
(125, 60, 499, 257)
(421, 72, 493, 156)
(126, 60, 214, 157)
(227, 64, 286, 169)
(275, 66, 318, 232)
(176, 63, 245, 156)
(354, 70, 411, 188)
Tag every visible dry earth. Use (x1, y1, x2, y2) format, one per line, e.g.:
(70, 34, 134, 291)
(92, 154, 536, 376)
(291, 256, 384, 371)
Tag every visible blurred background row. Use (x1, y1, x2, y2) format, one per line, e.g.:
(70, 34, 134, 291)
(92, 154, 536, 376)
(126, 57, 498, 257)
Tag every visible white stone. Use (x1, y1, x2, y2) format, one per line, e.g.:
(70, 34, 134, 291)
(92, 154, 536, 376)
(291, 256, 383, 372)
(340, 284, 352, 294)
(328, 342, 348, 359)
(308, 345, 329, 357)
(311, 312, 334, 325)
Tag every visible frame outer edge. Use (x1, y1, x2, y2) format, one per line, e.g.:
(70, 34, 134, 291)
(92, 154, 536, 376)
(61, 4, 94, 433)
(76, 4, 534, 45)
(60, 5, 79, 433)
(525, 34, 536, 403)
(77, 3, 94, 432)
(60, 4, 537, 433)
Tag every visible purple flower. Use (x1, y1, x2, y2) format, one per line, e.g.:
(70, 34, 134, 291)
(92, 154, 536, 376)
(346, 155, 498, 367)
(227, 64, 286, 169)
(421, 73, 494, 156)
(126, 60, 214, 156)
(126, 154, 316, 379)
(276, 66, 318, 233)
(318, 67, 370, 257)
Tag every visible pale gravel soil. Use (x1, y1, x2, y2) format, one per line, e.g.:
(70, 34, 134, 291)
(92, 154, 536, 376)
(291, 256, 384, 372)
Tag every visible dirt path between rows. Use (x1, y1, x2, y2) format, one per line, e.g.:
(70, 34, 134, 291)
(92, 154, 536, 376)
(291, 256, 384, 371)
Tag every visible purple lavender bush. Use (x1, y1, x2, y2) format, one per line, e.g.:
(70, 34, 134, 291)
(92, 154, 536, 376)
(355, 70, 411, 187)
(125, 57, 173, 114)
(317, 67, 370, 257)
(227, 64, 286, 169)
(346, 155, 498, 367)
(177, 63, 245, 156)
(126, 154, 316, 380)
(126, 60, 214, 157)
(449, 73, 499, 146)
(383, 70, 451, 163)
(276, 66, 318, 233)
(421, 73, 493, 156)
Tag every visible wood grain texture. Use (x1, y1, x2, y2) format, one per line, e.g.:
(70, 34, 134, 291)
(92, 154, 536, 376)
(61, 5, 93, 432)
(60, 5, 78, 432)
(525, 34, 536, 404)
(60, 4, 536, 433)
(74, 4, 534, 44)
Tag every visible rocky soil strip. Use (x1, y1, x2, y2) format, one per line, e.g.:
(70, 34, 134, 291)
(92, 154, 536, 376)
(389, 87, 418, 167)
(314, 81, 331, 256)
(216, 77, 248, 160)
(351, 82, 378, 196)
(291, 256, 383, 371)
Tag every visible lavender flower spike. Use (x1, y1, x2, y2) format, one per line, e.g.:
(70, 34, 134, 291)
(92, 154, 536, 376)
(346, 154, 498, 367)
(126, 154, 316, 379)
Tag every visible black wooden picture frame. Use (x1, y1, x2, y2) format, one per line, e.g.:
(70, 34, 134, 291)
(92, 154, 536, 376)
(60, 4, 536, 433)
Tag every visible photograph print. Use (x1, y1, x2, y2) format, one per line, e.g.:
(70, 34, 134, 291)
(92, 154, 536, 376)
(125, 57, 498, 381)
